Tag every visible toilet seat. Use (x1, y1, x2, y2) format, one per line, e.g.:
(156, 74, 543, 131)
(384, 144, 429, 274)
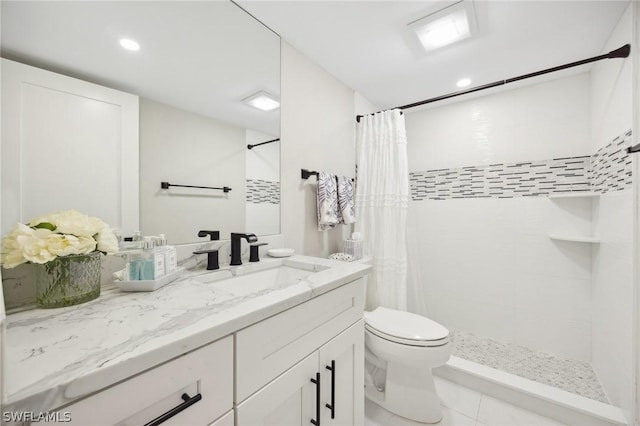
(365, 307, 449, 347)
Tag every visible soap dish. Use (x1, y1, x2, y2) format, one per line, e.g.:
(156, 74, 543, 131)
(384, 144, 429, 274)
(115, 267, 185, 292)
(329, 252, 354, 261)
(267, 248, 294, 258)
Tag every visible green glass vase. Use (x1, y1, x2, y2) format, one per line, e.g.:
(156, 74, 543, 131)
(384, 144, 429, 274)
(35, 251, 101, 308)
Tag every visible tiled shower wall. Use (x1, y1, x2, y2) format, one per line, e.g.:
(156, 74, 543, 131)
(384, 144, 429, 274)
(406, 8, 634, 413)
(589, 4, 633, 418)
(405, 72, 621, 364)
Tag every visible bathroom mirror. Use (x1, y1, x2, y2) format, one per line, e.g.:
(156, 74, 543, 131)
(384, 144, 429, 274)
(0, 1, 281, 244)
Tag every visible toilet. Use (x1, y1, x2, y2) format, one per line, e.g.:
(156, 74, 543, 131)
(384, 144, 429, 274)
(364, 307, 451, 423)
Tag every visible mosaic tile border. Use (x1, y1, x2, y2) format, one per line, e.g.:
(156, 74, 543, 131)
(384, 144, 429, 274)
(590, 130, 633, 193)
(246, 179, 280, 204)
(410, 157, 590, 200)
(410, 130, 633, 201)
(450, 329, 608, 403)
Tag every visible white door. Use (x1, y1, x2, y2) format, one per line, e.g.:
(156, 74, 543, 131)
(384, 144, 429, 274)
(1, 58, 139, 235)
(237, 352, 320, 426)
(319, 320, 365, 426)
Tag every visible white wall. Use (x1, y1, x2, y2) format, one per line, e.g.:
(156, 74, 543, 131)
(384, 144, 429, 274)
(139, 98, 246, 245)
(635, 3, 640, 424)
(590, 3, 634, 419)
(280, 42, 356, 256)
(406, 73, 595, 361)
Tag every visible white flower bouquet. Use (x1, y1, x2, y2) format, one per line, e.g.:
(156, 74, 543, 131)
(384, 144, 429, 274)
(1, 209, 119, 269)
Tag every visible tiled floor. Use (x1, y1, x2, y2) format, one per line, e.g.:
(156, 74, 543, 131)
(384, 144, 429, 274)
(449, 330, 608, 403)
(365, 377, 565, 426)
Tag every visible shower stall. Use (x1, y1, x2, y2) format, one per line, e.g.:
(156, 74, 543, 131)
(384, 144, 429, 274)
(402, 4, 636, 425)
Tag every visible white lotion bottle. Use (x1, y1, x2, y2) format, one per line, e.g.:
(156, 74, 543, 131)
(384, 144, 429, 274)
(158, 234, 177, 274)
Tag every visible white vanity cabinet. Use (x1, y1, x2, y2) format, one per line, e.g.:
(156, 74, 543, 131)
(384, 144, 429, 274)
(235, 280, 365, 426)
(318, 320, 365, 426)
(39, 278, 365, 426)
(44, 336, 233, 426)
(236, 321, 364, 426)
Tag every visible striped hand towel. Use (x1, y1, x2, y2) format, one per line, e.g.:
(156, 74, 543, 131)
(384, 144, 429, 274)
(337, 176, 356, 224)
(317, 172, 340, 230)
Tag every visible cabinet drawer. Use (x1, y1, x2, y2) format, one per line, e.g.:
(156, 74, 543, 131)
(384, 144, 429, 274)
(47, 336, 233, 425)
(236, 279, 364, 402)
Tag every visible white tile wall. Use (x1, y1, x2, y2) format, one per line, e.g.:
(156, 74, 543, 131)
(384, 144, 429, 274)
(409, 195, 594, 361)
(406, 73, 597, 362)
(406, 73, 590, 173)
(588, 3, 634, 419)
(591, 192, 634, 413)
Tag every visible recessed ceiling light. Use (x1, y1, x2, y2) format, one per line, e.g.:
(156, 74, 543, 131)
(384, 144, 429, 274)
(457, 78, 472, 88)
(119, 38, 140, 51)
(242, 91, 280, 112)
(408, 1, 477, 52)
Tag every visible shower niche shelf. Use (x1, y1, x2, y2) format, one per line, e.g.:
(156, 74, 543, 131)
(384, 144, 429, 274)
(548, 192, 599, 199)
(549, 234, 600, 243)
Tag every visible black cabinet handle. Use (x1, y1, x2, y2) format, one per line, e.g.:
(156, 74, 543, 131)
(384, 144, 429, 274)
(325, 360, 335, 419)
(310, 372, 321, 426)
(144, 392, 202, 426)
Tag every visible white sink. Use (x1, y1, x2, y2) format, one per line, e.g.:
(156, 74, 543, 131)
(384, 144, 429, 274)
(195, 261, 324, 293)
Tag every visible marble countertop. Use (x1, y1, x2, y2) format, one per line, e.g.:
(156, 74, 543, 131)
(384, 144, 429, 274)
(4, 255, 371, 413)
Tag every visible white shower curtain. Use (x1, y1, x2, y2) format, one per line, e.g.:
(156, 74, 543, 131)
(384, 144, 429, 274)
(355, 109, 409, 311)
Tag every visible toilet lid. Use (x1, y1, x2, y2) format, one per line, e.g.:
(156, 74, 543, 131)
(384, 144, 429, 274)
(364, 307, 449, 342)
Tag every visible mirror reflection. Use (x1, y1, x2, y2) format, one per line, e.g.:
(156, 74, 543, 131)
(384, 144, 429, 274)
(1, 1, 281, 244)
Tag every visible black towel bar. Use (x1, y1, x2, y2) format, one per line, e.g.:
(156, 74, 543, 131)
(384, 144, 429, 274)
(301, 169, 354, 181)
(161, 181, 231, 193)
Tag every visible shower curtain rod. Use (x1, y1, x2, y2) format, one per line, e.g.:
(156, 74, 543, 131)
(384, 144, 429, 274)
(247, 138, 280, 150)
(356, 44, 631, 123)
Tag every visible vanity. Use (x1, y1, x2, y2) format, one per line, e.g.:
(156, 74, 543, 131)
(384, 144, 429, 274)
(4, 256, 370, 425)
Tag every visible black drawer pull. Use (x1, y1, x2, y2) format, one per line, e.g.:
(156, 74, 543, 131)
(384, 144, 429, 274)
(325, 360, 335, 419)
(310, 372, 321, 426)
(144, 392, 202, 426)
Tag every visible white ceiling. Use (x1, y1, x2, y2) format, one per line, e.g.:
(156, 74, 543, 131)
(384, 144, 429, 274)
(2, 1, 630, 126)
(1, 1, 281, 136)
(238, 0, 630, 111)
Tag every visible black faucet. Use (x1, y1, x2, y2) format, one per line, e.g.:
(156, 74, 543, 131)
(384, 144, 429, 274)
(193, 249, 219, 270)
(230, 233, 258, 266)
(198, 230, 220, 241)
(249, 242, 269, 262)
(193, 230, 220, 270)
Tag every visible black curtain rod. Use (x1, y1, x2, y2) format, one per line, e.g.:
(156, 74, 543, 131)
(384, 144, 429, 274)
(247, 138, 280, 150)
(356, 44, 631, 122)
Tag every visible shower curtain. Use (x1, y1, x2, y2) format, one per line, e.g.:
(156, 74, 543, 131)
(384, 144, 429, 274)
(355, 109, 409, 311)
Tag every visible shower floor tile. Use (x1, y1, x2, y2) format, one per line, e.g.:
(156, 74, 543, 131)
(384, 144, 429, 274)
(449, 330, 608, 403)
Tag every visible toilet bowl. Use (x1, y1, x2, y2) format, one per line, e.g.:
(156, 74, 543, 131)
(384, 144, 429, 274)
(364, 307, 451, 423)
